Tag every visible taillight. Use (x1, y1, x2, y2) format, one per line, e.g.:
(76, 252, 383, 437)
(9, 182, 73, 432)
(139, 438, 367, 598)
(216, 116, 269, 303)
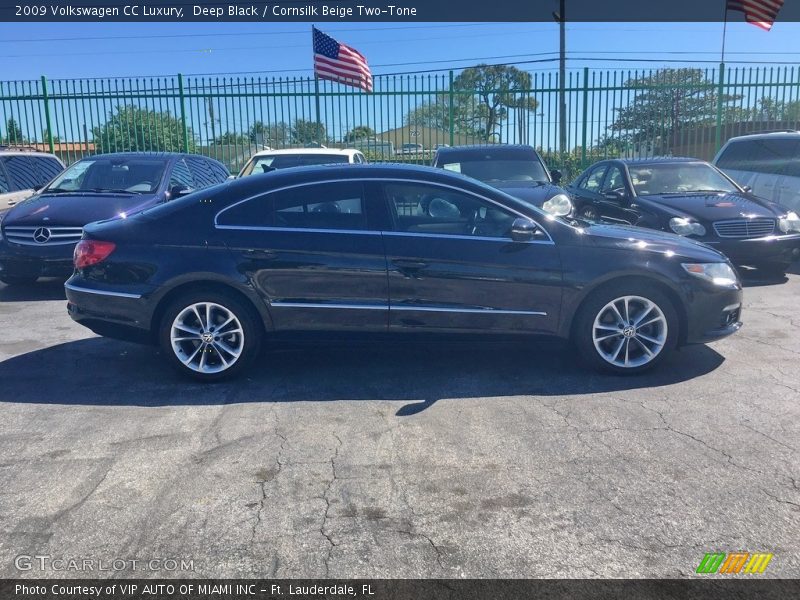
(74, 240, 116, 269)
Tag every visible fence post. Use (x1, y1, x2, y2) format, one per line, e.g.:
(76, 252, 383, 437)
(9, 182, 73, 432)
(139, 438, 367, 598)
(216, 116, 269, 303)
(448, 70, 454, 147)
(714, 63, 725, 154)
(581, 67, 589, 167)
(177, 73, 190, 153)
(40, 76, 54, 154)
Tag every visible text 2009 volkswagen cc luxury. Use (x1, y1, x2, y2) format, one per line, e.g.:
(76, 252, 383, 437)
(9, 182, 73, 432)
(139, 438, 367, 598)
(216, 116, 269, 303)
(65, 164, 743, 381)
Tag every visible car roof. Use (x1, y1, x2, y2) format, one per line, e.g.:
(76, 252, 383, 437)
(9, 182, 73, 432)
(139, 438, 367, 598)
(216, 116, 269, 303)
(250, 148, 362, 158)
(616, 157, 708, 166)
(725, 130, 800, 142)
(436, 144, 538, 154)
(0, 149, 60, 159)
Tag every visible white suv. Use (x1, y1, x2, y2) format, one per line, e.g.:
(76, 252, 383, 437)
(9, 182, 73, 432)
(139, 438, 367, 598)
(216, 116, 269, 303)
(713, 131, 800, 213)
(0, 148, 65, 208)
(238, 148, 366, 177)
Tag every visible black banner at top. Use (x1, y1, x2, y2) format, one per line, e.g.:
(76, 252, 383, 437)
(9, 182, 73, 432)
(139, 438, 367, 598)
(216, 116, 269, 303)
(3, 0, 800, 22)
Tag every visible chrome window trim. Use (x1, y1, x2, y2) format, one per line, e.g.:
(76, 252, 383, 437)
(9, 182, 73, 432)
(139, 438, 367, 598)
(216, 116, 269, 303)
(215, 225, 380, 236)
(269, 301, 546, 316)
(213, 177, 554, 244)
(64, 282, 142, 299)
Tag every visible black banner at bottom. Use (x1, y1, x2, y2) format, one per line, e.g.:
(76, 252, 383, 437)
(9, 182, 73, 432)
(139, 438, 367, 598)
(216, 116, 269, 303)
(2, 579, 800, 600)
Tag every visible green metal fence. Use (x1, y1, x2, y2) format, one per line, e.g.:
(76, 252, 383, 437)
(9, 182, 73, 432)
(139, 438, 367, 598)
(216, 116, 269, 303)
(2, 64, 800, 180)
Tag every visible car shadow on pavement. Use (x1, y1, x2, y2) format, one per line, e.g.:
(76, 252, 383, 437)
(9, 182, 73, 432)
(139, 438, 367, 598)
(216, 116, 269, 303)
(0, 335, 726, 415)
(0, 279, 66, 302)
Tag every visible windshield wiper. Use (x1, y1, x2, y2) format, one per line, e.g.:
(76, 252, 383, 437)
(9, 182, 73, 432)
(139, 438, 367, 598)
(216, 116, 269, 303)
(87, 188, 137, 194)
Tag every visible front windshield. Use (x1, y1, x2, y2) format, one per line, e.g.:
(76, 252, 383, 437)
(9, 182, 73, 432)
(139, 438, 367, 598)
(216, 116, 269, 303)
(629, 163, 738, 196)
(241, 154, 349, 176)
(46, 157, 168, 194)
(440, 159, 549, 184)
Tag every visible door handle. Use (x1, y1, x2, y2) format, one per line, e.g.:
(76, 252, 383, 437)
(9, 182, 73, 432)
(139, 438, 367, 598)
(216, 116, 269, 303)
(392, 259, 428, 270)
(242, 249, 277, 259)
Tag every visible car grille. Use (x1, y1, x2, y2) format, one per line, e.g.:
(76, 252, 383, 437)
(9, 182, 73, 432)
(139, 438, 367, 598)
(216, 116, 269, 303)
(712, 218, 775, 239)
(3, 225, 83, 246)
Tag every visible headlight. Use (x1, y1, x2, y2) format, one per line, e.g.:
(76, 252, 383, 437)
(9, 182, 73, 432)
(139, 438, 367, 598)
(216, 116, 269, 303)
(669, 217, 706, 236)
(542, 193, 573, 217)
(778, 211, 800, 233)
(682, 262, 739, 287)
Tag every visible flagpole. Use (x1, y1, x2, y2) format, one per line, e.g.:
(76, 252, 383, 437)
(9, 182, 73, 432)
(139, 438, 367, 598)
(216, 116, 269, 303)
(312, 25, 322, 146)
(721, 2, 729, 63)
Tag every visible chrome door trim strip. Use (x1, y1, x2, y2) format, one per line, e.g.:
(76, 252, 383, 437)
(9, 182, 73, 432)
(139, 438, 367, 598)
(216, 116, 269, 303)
(64, 282, 143, 299)
(269, 301, 546, 316)
(270, 302, 388, 310)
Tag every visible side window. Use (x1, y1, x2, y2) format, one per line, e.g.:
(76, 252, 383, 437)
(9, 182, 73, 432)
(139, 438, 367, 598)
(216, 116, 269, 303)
(602, 166, 625, 193)
(169, 159, 194, 189)
(717, 139, 800, 175)
(580, 165, 607, 192)
(216, 182, 367, 231)
(0, 164, 8, 193)
(273, 182, 366, 230)
(187, 157, 229, 188)
(2, 156, 39, 191)
(385, 182, 516, 239)
(32, 157, 64, 185)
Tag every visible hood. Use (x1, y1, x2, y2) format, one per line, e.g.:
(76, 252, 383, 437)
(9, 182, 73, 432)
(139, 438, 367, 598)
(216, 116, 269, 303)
(638, 191, 779, 222)
(492, 182, 563, 207)
(2, 192, 162, 227)
(581, 221, 725, 263)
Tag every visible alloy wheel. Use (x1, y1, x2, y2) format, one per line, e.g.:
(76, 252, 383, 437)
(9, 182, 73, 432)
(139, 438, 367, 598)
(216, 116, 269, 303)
(592, 295, 668, 368)
(170, 302, 245, 374)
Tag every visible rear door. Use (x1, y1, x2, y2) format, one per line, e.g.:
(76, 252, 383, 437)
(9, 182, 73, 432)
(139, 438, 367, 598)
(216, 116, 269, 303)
(597, 164, 639, 224)
(570, 163, 608, 219)
(217, 180, 389, 331)
(379, 180, 562, 334)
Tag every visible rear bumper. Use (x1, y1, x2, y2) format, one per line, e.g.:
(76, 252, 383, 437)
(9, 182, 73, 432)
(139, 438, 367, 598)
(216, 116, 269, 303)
(65, 279, 155, 344)
(704, 233, 800, 265)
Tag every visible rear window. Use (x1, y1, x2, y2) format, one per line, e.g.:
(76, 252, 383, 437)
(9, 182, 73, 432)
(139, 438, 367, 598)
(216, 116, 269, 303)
(717, 138, 800, 176)
(2, 156, 40, 190)
(240, 154, 350, 176)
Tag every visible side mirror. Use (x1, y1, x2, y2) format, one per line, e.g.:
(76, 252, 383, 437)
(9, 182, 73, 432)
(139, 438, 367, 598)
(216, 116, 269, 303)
(169, 184, 193, 199)
(510, 217, 538, 242)
(32, 184, 43, 191)
(550, 169, 563, 184)
(742, 185, 752, 193)
(227, 175, 236, 181)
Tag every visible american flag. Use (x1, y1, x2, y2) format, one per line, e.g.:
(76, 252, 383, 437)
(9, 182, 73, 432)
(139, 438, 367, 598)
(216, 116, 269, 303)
(727, 0, 785, 30)
(313, 27, 373, 93)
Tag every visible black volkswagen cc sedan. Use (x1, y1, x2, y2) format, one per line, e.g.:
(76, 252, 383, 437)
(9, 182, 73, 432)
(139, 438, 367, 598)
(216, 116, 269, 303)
(65, 164, 742, 381)
(431, 145, 573, 217)
(0, 152, 230, 285)
(567, 158, 800, 274)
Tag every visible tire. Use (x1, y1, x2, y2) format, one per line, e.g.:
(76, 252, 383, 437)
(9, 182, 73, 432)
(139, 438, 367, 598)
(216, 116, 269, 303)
(573, 282, 679, 375)
(0, 275, 39, 286)
(158, 290, 262, 382)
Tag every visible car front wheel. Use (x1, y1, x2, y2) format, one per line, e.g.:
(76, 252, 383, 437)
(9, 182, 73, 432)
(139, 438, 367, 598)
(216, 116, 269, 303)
(159, 291, 262, 381)
(574, 283, 679, 374)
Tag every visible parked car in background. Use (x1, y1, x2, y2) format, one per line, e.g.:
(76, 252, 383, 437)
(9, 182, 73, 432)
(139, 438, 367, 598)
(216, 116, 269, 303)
(567, 158, 800, 274)
(65, 164, 742, 381)
(0, 147, 64, 208)
(238, 148, 366, 177)
(399, 143, 424, 155)
(432, 144, 572, 217)
(0, 152, 229, 286)
(713, 131, 800, 213)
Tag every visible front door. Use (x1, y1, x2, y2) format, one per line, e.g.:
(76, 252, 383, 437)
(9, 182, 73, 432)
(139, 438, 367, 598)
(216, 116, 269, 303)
(379, 181, 562, 334)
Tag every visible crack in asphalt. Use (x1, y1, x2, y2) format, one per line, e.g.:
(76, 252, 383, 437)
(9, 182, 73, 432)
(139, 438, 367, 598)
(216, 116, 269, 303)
(761, 487, 800, 511)
(251, 417, 288, 546)
(320, 433, 343, 577)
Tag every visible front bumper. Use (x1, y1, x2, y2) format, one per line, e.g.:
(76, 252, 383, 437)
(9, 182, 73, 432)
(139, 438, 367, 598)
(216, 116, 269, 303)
(703, 233, 800, 265)
(0, 239, 76, 279)
(683, 279, 743, 345)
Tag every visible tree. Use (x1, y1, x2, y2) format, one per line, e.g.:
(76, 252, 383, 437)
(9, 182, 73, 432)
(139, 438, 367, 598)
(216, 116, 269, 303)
(292, 119, 327, 145)
(609, 69, 742, 152)
(3, 118, 24, 144)
(249, 121, 290, 147)
(214, 131, 249, 145)
(404, 64, 539, 142)
(42, 129, 61, 144)
(92, 105, 194, 153)
(344, 125, 375, 143)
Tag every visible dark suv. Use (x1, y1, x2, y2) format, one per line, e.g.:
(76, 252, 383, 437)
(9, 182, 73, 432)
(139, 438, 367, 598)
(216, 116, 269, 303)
(0, 152, 229, 285)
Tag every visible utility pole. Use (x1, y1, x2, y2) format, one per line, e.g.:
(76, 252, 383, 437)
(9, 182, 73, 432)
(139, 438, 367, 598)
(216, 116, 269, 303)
(553, 0, 567, 155)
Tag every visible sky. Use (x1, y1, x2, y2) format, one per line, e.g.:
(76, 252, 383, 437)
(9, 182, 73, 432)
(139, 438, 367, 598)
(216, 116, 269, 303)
(2, 20, 800, 81)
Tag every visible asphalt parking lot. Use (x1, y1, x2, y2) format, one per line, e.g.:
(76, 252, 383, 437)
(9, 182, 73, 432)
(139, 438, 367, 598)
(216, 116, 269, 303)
(0, 268, 798, 579)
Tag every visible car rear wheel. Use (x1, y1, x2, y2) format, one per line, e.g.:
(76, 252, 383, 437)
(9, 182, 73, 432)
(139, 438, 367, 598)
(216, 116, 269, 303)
(159, 291, 262, 381)
(0, 275, 39, 286)
(574, 283, 678, 374)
